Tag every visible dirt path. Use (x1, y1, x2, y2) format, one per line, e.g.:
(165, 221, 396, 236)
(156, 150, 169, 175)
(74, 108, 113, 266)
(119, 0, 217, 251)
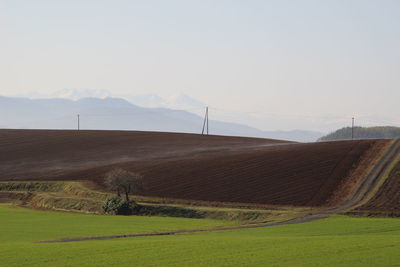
(36, 139, 400, 243)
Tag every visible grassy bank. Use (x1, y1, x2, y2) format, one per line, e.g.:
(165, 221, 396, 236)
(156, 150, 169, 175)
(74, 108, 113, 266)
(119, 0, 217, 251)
(0, 181, 312, 223)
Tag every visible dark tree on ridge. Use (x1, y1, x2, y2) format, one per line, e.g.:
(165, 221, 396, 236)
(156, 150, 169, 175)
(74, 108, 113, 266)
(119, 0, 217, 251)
(104, 168, 143, 202)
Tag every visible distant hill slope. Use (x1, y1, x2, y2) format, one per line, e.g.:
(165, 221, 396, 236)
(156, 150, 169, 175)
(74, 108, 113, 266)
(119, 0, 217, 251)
(319, 126, 400, 141)
(0, 96, 322, 142)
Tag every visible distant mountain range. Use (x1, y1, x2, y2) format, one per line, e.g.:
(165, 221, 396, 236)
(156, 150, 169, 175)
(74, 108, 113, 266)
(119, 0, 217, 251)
(318, 126, 400, 141)
(17, 89, 206, 110)
(0, 95, 324, 142)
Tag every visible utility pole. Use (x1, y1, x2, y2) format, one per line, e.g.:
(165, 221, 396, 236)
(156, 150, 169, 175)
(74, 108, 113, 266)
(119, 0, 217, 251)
(351, 117, 354, 140)
(202, 107, 209, 135)
(206, 106, 209, 135)
(77, 114, 80, 131)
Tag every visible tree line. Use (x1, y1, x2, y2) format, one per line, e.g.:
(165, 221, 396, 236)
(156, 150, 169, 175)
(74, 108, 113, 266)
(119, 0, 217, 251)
(319, 126, 400, 141)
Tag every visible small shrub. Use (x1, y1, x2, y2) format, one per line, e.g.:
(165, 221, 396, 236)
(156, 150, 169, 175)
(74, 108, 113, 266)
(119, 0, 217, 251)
(102, 196, 141, 215)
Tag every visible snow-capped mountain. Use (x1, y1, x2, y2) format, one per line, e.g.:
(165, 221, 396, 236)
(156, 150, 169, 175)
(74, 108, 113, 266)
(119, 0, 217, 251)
(19, 89, 113, 100)
(163, 93, 206, 110)
(20, 89, 204, 111)
(52, 88, 113, 100)
(121, 94, 166, 108)
(117, 92, 206, 111)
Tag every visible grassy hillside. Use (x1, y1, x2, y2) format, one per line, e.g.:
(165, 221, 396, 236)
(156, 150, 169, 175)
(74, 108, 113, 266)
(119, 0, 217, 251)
(1, 204, 400, 266)
(319, 126, 400, 141)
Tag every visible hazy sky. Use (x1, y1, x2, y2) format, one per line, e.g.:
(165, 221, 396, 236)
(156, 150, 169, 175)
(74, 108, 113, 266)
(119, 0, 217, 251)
(1, 0, 400, 130)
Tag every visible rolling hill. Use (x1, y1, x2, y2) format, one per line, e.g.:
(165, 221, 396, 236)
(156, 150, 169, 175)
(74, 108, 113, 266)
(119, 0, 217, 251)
(0, 129, 389, 207)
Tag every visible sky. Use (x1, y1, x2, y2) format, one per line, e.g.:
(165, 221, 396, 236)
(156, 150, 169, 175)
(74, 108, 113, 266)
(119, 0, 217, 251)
(1, 0, 400, 132)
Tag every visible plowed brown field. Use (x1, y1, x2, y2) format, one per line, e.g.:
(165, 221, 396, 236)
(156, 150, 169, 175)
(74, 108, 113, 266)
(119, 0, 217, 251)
(0, 129, 387, 206)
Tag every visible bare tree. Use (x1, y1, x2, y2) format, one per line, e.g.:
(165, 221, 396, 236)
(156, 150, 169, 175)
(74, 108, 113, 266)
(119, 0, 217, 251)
(104, 168, 143, 202)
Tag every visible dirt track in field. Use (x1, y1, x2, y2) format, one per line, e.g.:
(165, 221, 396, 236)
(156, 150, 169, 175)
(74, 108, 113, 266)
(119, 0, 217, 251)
(0, 129, 389, 207)
(356, 139, 400, 215)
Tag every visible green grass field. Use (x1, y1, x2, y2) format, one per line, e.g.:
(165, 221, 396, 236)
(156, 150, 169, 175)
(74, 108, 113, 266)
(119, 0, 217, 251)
(1, 204, 400, 267)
